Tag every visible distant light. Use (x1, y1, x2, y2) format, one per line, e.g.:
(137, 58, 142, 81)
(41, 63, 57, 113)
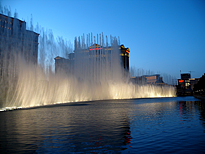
(89, 48, 102, 51)
(178, 79, 184, 83)
(126, 48, 130, 53)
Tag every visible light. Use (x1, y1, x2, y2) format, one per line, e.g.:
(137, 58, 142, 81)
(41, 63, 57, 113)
(126, 48, 130, 53)
(178, 80, 184, 83)
(89, 48, 102, 51)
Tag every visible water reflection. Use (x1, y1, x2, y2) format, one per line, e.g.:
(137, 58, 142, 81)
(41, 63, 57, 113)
(194, 101, 205, 129)
(0, 101, 132, 153)
(0, 97, 205, 153)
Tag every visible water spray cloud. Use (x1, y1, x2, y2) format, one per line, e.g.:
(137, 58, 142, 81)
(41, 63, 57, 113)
(0, 12, 176, 110)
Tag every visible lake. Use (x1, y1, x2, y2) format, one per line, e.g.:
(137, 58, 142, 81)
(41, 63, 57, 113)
(0, 96, 205, 153)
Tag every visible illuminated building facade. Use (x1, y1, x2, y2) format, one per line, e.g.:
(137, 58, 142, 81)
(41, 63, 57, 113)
(54, 44, 130, 75)
(130, 74, 164, 85)
(0, 13, 39, 78)
(144, 74, 164, 84)
(120, 45, 130, 71)
(177, 73, 199, 96)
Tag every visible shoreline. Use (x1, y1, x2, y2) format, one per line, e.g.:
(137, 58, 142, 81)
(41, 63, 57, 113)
(194, 95, 205, 101)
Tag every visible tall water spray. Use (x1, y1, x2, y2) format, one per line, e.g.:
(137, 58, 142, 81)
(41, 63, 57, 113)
(0, 13, 176, 110)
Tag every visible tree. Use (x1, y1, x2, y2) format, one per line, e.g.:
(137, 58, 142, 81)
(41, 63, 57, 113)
(193, 73, 205, 95)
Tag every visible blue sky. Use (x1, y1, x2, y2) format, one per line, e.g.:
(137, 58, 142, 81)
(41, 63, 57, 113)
(1, 0, 205, 79)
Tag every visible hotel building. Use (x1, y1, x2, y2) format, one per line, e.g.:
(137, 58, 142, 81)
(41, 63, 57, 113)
(54, 44, 130, 75)
(0, 13, 39, 78)
(177, 73, 199, 95)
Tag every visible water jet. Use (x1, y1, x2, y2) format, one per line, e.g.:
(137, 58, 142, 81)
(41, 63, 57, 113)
(0, 13, 176, 111)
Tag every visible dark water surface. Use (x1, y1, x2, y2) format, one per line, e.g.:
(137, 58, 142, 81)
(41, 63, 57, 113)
(0, 96, 205, 153)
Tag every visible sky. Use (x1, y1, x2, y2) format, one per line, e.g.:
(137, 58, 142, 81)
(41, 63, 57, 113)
(1, 0, 205, 79)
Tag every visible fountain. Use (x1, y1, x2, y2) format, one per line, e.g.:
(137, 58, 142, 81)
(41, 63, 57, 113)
(0, 13, 176, 111)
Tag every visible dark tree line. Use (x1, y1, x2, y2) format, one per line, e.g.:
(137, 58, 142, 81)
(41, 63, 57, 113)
(193, 73, 205, 96)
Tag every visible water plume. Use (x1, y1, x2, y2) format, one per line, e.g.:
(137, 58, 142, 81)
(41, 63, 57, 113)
(0, 13, 176, 111)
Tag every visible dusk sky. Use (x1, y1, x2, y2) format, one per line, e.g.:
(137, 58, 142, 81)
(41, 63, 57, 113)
(1, 0, 205, 79)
